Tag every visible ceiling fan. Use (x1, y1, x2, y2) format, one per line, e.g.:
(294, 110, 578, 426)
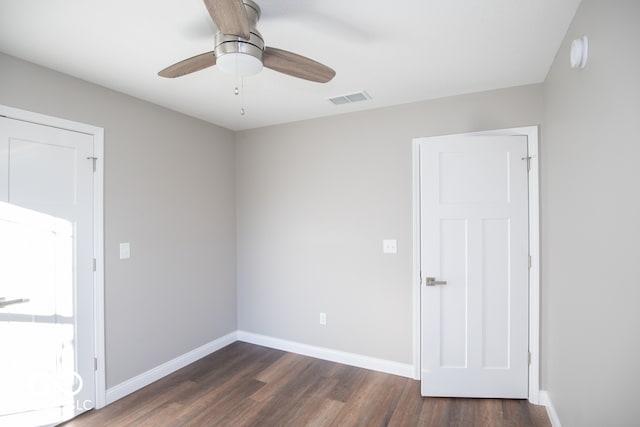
(158, 0, 336, 83)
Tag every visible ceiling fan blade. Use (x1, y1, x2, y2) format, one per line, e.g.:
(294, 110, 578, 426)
(203, 0, 250, 39)
(158, 52, 216, 78)
(263, 47, 335, 83)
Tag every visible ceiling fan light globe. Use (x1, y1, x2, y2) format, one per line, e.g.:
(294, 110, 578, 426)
(217, 52, 263, 77)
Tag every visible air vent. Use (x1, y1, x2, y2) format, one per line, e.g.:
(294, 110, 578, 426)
(329, 91, 371, 106)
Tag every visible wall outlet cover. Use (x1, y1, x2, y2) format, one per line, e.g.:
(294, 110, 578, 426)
(383, 239, 397, 254)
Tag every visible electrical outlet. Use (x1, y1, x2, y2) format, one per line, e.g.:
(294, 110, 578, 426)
(319, 312, 326, 326)
(383, 239, 397, 254)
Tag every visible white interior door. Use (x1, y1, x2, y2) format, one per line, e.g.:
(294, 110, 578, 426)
(0, 116, 95, 426)
(419, 134, 529, 398)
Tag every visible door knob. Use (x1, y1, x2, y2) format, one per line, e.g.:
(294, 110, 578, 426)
(425, 277, 447, 286)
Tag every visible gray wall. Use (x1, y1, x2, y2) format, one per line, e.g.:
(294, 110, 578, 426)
(236, 85, 543, 363)
(7, 2, 638, 421)
(0, 53, 238, 388)
(541, 1, 640, 425)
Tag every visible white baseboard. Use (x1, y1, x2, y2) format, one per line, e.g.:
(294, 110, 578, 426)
(237, 331, 415, 379)
(105, 330, 415, 406)
(539, 390, 562, 427)
(105, 331, 237, 405)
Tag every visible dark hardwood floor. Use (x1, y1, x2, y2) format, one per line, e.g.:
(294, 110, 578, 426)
(63, 342, 551, 426)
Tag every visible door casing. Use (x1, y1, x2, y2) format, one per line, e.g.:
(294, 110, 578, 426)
(0, 104, 106, 409)
(412, 126, 540, 404)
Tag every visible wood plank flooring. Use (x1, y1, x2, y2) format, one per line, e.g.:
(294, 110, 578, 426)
(62, 342, 551, 427)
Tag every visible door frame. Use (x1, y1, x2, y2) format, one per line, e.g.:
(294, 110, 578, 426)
(0, 104, 106, 409)
(412, 126, 540, 404)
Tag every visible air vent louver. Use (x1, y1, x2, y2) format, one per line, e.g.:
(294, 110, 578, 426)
(329, 91, 371, 106)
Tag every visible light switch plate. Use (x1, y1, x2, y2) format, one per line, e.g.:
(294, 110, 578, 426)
(383, 239, 397, 254)
(119, 242, 130, 259)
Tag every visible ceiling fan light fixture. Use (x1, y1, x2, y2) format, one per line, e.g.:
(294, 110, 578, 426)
(217, 52, 263, 77)
(214, 28, 265, 78)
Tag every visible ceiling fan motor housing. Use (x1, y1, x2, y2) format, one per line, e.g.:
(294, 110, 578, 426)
(214, 0, 264, 69)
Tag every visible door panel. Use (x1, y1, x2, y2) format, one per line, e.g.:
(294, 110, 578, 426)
(0, 117, 95, 426)
(420, 135, 529, 398)
(439, 151, 509, 204)
(439, 218, 467, 368)
(10, 138, 78, 206)
(482, 218, 510, 369)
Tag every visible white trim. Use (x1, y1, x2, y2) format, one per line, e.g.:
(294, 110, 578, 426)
(92, 131, 106, 408)
(105, 332, 237, 405)
(540, 390, 562, 427)
(411, 126, 540, 402)
(527, 127, 541, 404)
(411, 141, 422, 380)
(0, 105, 104, 136)
(0, 104, 107, 409)
(237, 331, 415, 379)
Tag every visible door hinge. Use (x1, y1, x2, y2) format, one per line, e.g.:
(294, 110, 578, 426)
(93, 258, 97, 272)
(528, 255, 532, 270)
(528, 352, 532, 365)
(87, 156, 97, 172)
(94, 357, 98, 371)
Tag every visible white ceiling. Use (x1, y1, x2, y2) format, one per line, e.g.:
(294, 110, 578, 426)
(0, 0, 581, 131)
